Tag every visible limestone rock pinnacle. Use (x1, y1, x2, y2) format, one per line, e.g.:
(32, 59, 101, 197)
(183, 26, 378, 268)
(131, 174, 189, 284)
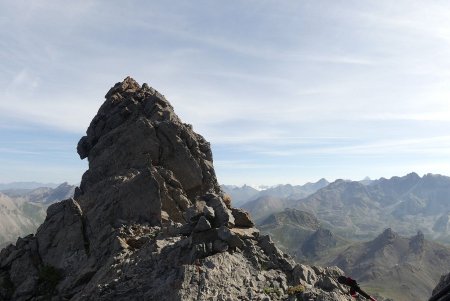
(0, 78, 352, 301)
(76, 76, 220, 229)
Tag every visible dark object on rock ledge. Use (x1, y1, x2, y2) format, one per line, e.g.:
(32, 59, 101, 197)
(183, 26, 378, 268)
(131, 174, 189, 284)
(338, 276, 377, 301)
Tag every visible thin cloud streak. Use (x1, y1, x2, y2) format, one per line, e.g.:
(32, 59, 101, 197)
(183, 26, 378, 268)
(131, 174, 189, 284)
(0, 148, 41, 155)
(251, 136, 450, 157)
(1, 1, 450, 184)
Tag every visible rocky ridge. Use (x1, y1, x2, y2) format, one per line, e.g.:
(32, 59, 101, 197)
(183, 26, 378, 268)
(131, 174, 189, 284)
(0, 77, 352, 301)
(431, 274, 450, 301)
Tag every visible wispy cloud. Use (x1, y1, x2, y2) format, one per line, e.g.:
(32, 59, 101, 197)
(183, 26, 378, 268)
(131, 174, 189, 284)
(244, 136, 450, 157)
(1, 1, 450, 184)
(0, 148, 41, 155)
(314, 136, 450, 156)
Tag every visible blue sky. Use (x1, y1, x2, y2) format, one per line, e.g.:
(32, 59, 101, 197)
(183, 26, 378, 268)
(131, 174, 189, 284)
(1, 1, 450, 185)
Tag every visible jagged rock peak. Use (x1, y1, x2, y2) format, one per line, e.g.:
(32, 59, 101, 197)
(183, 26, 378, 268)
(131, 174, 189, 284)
(77, 76, 180, 160)
(409, 230, 425, 253)
(0, 78, 353, 301)
(373, 228, 397, 246)
(75, 77, 221, 229)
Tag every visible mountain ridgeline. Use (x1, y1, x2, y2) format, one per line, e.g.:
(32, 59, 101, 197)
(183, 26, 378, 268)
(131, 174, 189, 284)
(294, 173, 450, 242)
(258, 209, 450, 301)
(258, 208, 348, 262)
(222, 179, 330, 222)
(0, 78, 353, 301)
(236, 173, 450, 243)
(233, 173, 450, 301)
(0, 183, 75, 247)
(222, 179, 329, 207)
(331, 228, 450, 301)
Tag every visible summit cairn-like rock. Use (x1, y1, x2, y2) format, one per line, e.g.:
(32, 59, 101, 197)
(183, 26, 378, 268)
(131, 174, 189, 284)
(76, 76, 220, 229)
(0, 77, 352, 301)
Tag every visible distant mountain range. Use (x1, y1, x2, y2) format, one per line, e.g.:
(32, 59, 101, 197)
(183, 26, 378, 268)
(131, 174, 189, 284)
(292, 173, 450, 242)
(220, 184, 259, 206)
(259, 208, 450, 301)
(0, 182, 61, 190)
(0, 183, 75, 246)
(233, 173, 450, 243)
(239, 173, 450, 301)
(331, 228, 450, 301)
(258, 208, 349, 261)
(222, 178, 330, 220)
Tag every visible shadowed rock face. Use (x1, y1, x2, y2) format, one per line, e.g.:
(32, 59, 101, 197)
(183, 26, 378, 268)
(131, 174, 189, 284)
(0, 78, 352, 301)
(76, 76, 220, 229)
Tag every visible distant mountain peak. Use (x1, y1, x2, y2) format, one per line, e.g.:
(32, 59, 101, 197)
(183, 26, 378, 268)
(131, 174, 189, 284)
(409, 230, 425, 253)
(260, 208, 320, 229)
(302, 228, 337, 258)
(372, 228, 398, 246)
(406, 172, 420, 179)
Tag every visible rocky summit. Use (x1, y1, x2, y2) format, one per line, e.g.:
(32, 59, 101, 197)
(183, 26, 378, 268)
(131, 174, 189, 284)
(0, 77, 352, 301)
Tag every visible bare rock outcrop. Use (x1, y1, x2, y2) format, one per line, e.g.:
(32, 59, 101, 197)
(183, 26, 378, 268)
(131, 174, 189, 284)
(431, 273, 450, 301)
(0, 77, 352, 301)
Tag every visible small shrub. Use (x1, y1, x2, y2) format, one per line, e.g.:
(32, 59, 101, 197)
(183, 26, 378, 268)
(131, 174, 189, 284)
(287, 284, 305, 295)
(263, 286, 281, 296)
(223, 194, 232, 209)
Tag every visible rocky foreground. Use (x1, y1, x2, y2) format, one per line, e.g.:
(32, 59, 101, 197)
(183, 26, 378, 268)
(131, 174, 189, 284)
(0, 78, 353, 300)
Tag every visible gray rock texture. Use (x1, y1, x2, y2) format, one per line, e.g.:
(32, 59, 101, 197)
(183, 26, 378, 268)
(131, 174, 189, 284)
(0, 77, 352, 301)
(431, 273, 450, 301)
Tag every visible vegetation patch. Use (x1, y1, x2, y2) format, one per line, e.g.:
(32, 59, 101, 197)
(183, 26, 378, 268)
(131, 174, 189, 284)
(223, 194, 232, 209)
(287, 284, 305, 295)
(260, 262, 269, 271)
(263, 286, 281, 297)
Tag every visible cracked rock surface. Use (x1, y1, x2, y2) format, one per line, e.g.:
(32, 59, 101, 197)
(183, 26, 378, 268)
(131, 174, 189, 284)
(0, 78, 352, 301)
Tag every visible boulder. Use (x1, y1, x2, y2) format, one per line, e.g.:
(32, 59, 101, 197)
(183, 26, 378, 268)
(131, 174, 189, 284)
(193, 216, 212, 232)
(232, 208, 254, 228)
(230, 227, 259, 239)
(203, 205, 215, 222)
(203, 194, 235, 228)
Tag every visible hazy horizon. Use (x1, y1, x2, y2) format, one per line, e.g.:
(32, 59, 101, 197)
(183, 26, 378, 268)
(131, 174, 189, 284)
(0, 171, 446, 189)
(1, 1, 450, 185)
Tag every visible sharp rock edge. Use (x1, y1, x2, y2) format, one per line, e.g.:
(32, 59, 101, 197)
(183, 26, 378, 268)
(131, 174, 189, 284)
(0, 77, 352, 301)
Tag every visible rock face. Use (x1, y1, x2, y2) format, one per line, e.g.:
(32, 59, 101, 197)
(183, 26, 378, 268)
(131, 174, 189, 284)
(0, 77, 352, 301)
(431, 273, 450, 301)
(76, 76, 220, 230)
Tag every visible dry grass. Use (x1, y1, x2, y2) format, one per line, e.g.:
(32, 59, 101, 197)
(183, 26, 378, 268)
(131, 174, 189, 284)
(223, 194, 232, 209)
(287, 284, 305, 295)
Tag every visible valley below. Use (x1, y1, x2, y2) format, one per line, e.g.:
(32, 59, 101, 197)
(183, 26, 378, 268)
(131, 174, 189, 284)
(0, 182, 75, 247)
(224, 173, 450, 301)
